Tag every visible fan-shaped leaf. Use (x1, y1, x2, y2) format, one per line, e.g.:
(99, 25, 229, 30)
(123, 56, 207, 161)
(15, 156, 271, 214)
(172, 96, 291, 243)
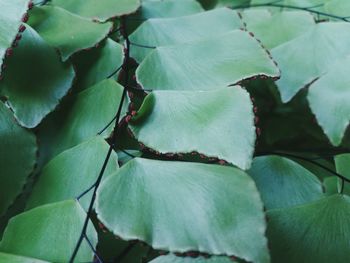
(150, 255, 236, 263)
(72, 38, 124, 91)
(0, 0, 30, 76)
(28, 6, 113, 61)
(38, 79, 126, 161)
(248, 155, 323, 210)
(272, 22, 350, 102)
(97, 158, 270, 263)
(137, 30, 279, 91)
(0, 200, 97, 263)
(307, 56, 350, 146)
(130, 8, 243, 63)
(51, 0, 140, 21)
(242, 10, 315, 49)
(27, 137, 118, 210)
(129, 87, 255, 170)
(0, 102, 37, 216)
(267, 195, 350, 263)
(0, 25, 75, 128)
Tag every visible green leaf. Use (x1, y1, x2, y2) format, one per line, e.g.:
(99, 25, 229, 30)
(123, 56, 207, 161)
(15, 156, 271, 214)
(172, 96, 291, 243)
(248, 156, 323, 210)
(136, 30, 279, 91)
(50, 0, 140, 21)
(323, 177, 339, 196)
(334, 154, 350, 194)
(307, 56, 350, 146)
(267, 195, 350, 263)
(129, 87, 256, 170)
(139, 0, 203, 19)
(28, 6, 113, 61)
(325, 0, 350, 18)
(272, 22, 350, 102)
(72, 38, 124, 91)
(0, 200, 97, 263)
(26, 137, 118, 210)
(0, 252, 49, 263)
(129, 8, 243, 63)
(150, 255, 236, 263)
(0, 0, 30, 76)
(242, 10, 315, 49)
(96, 158, 270, 263)
(0, 25, 75, 128)
(0, 102, 37, 216)
(38, 79, 126, 161)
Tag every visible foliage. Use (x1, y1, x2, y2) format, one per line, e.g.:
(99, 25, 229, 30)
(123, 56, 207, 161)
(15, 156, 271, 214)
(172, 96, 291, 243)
(1, 0, 350, 262)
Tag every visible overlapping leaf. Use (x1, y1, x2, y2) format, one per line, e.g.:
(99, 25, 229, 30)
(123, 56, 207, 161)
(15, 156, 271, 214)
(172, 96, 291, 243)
(0, 200, 97, 262)
(72, 38, 124, 91)
(307, 56, 350, 146)
(248, 155, 323, 210)
(334, 154, 350, 194)
(242, 10, 315, 49)
(272, 22, 350, 102)
(28, 6, 113, 61)
(0, 102, 37, 216)
(267, 195, 350, 263)
(97, 158, 270, 263)
(137, 30, 280, 91)
(325, 0, 350, 18)
(26, 137, 118, 210)
(129, 87, 255, 170)
(130, 8, 243, 63)
(0, 26, 75, 128)
(0, 0, 30, 76)
(51, 0, 140, 21)
(38, 79, 126, 161)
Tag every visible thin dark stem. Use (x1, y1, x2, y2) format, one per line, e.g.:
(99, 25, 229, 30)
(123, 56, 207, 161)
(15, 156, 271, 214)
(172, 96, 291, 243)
(69, 16, 130, 263)
(259, 151, 350, 184)
(232, 1, 350, 22)
(107, 65, 123, 79)
(84, 234, 103, 263)
(119, 149, 137, 158)
(130, 42, 156, 49)
(76, 182, 96, 201)
(340, 179, 345, 194)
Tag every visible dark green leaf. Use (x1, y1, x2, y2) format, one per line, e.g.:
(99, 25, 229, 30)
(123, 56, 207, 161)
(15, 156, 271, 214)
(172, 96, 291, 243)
(0, 25, 75, 128)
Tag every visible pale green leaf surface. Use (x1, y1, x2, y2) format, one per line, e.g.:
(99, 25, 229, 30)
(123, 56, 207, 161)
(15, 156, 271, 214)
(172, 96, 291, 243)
(139, 0, 203, 19)
(0, 200, 97, 263)
(242, 10, 315, 49)
(72, 38, 124, 91)
(130, 8, 243, 63)
(137, 30, 280, 91)
(97, 158, 270, 263)
(28, 6, 113, 61)
(307, 56, 350, 146)
(0, 252, 49, 263)
(0, 0, 30, 75)
(129, 87, 256, 170)
(272, 22, 350, 102)
(267, 195, 350, 263)
(248, 156, 323, 210)
(325, 0, 350, 18)
(51, 0, 140, 21)
(38, 79, 126, 161)
(26, 137, 118, 210)
(150, 255, 236, 263)
(0, 102, 37, 216)
(0, 26, 75, 128)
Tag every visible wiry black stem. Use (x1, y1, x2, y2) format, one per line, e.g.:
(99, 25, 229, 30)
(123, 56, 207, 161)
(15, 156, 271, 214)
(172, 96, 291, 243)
(69, 16, 130, 262)
(232, 1, 350, 22)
